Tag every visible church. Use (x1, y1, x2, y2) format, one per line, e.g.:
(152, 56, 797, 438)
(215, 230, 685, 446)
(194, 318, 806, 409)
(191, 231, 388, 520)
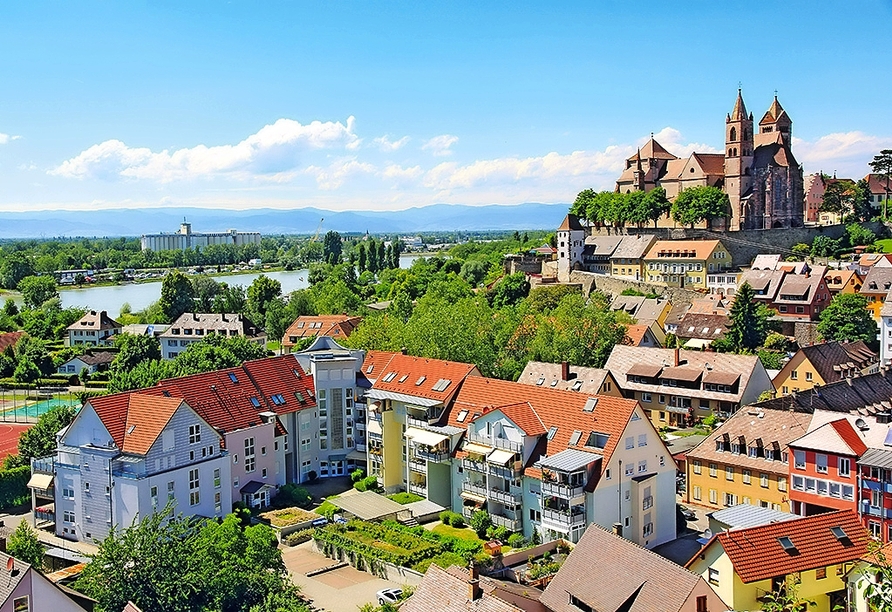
(615, 91, 804, 231)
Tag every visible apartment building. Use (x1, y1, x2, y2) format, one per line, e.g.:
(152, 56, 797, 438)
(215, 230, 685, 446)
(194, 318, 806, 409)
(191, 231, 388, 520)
(858, 444, 892, 541)
(159, 312, 266, 360)
(65, 310, 121, 347)
(642, 240, 732, 290)
(443, 376, 676, 547)
(772, 341, 878, 396)
(609, 234, 657, 281)
(516, 361, 622, 396)
(881, 292, 892, 367)
(604, 346, 773, 428)
(685, 406, 810, 512)
(44, 392, 232, 543)
(739, 262, 830, 322)
(608, 296, 671, 328)
(824, 269, 862, 296)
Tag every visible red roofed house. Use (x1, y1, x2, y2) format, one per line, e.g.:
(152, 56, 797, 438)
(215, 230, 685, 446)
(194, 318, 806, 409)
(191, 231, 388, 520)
(686, 510, 869, 612)
(281, 314, 363, 353)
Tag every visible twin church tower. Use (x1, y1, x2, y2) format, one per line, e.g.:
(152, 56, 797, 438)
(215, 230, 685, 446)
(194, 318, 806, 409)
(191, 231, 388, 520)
(616, 90, 804, 231)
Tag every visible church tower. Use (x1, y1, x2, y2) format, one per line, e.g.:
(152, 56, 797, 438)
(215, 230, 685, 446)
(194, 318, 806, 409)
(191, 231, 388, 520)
(724, 89, 754, 230)
(757, 95, 792, 146)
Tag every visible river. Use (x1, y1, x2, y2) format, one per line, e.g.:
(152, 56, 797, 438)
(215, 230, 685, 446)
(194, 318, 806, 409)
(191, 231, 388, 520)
(59, 254, 424, 316)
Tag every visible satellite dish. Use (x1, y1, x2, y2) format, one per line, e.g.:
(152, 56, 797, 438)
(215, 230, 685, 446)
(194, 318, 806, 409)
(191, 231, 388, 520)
(856, 418, 869, 430)
(703, 528, 713, 540)
(6, 557, 13, 572)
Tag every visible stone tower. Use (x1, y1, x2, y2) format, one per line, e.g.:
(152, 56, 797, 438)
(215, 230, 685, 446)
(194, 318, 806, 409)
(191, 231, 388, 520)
(725, 89, 754, 231)
(756, 95, 792, 146)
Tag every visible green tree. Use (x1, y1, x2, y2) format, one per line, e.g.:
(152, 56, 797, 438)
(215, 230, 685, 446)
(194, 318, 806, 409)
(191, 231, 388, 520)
(861, 540, 892, 611)
(869, 149, 892, 219)
(322, 231, 342, 265)
(17, 275, 58, 309)
(640, 187, 670, 227)
(377, 241, 386, 272)
(0, 255, 35, 290)
(488, 273, 530, 308)
(111, 333, 162, 374)
(12, 359, 39, 384)
(671, 186, 729, 228)
(818, 293, 877, 343)
(810, 235, 841, 258)
(357, 243, 367, 273)
(213, 283, 247, 314)
(847, 223, 876, 248)
(191, 275, 221, 312)
(7, 522, 44, 569)
(387, 290, 414, 323)
(759, 575, 815, 612)
(367, 239, 379, 274)
(158, 270, 195, 322)
(247, 275, 282, 324)
(724, 283, 769, 352)
(470, 510, 492, 539)
(459, 260, 490, 287)
(853, 179, 874, 222)
(11, 404, 77, 468)
(820, 179, 856, 218)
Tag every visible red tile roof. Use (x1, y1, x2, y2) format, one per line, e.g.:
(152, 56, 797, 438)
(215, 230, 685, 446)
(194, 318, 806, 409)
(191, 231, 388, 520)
(360, 350, 398, 383)
(372, 353, 480, 404)
(282, 315, 363, 347)
(88, 393, 187, 455)
(688, 510, 869, 583)
(0, 332, 25, 353)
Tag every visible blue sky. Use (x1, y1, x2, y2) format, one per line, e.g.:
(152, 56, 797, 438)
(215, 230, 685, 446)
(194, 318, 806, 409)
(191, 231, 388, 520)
(1, 1, 891, 213)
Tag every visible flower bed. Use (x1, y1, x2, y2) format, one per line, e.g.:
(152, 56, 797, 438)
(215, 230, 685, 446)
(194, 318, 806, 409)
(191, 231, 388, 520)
(260, 507, 320, 528)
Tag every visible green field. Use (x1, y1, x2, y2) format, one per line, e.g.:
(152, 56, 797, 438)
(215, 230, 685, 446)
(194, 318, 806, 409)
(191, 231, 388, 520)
(876, 238, 892, 253)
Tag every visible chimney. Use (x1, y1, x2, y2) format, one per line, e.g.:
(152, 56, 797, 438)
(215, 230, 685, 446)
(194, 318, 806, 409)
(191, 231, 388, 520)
(561, 361, 570, 381)
(400, 347, 408, 355)
(612, 522, 623, 537)
(674, 348, 680, 367)
(193, 313, 199, 321)
(468, 563, 481, 601)
(221, 314, 227, 322)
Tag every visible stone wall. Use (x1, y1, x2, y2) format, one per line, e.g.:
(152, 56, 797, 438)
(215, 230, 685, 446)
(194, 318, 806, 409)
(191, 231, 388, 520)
(569, 271, 703, 308)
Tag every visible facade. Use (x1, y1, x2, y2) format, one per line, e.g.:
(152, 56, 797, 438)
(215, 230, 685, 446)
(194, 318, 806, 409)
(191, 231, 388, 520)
(45, 392, 231, 543)
(56, 351, 116, 377)
(772, 341, 878, 396)
(0, 551, 92, 611)
(824, 269, 862, 296)
(615, 91, 805, 231)
(859, 267, 892, 320)
(281, 315, 363, 353)
(881, 291, 892, 367)
(624, 323, 663, 348)
(865, 173, 892, 216)
(642, 240, 732, 290)
(140, 222, 261, 252)
(608, 296, 671, 328)
(540, 524, 728, 612)
(685, 406, 809, 512)
(706, 270, 740, 296)
(686, 510, 869, 612)
(556, 215, 586, 281)
(803, 173, 825, 224)
(858, 447, 892, 541)
(738, 262, 830, 321)
(609, 234, 657, 281)
(603, 345, 774, 428)
(158, 312, 266, 360)
(65, 310, 121, 347)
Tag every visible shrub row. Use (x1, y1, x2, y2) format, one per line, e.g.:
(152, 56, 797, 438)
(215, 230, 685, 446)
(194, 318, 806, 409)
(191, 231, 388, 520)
(313, 521, 439, 567)
(0, 466, 30, 510)
(284, 528, 316, 546)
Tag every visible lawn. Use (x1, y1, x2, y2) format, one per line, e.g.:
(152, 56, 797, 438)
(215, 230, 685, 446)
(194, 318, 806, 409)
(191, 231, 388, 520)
(260, 507, 320, 528)
(431, 523, 483, 543)
(877, 238, 892, 253)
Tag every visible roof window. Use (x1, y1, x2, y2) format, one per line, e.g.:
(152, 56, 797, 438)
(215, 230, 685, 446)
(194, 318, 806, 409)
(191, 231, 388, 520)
(432, 379, 452, 392)
(583, 398, 598, 413)
(830, 526, 851, 545)
(271, 394, 286, 405)
(398, 374, 409, 383)
(536, 377, 545, 386)
(382, 372, 397, 383)
(547, 426, 558, 441)
(415, 375, 427, 386)
(572, 380, 583, 391)
(569, 430, 582, 446)
(456, 410, 468, 423)
(228, 372, 239, 384)
(366, 365, 374, 374)
(297, 322, 305, 328)
(586, 431, 609, 449)
(295, 391, 305, 402)
(550, 379, 558, 387)
(250, 397, 261, 408)
(778, 536, 798, 554)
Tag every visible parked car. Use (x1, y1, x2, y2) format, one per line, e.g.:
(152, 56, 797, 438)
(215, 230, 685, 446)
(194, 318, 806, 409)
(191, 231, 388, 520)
(377, 588, 403, 605)
(678, 505, 696, 521)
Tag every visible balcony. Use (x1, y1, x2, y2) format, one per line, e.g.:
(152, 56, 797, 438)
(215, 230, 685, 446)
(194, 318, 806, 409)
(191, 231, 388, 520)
(491, 513, 522, 531)
(409, 458, 427, 473)
(355, 443, 367, 452)
(462, 458, 487, 472)
(467, 431, 522, 453)
(31, 456, 55, 475)
(414, 447, 449, 463)
(368, 446, 383, 456)
(408, 482, 427, 496)
(462, 506, 475, 520)
(368, 431, 383, 442)
(461, 481, 521, 506)
(488, 463, 521, 480)
(542, 481, 585, 499)
(541, 507, 586, 530)
(368, 411, 382, 423)
(355, 422, 366, 432)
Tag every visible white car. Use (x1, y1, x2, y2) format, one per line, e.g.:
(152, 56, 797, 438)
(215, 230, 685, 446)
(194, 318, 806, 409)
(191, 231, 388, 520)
(376, 588, 403, 605)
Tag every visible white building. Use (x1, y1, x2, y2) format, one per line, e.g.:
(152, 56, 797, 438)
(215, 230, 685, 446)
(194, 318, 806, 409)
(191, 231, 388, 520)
(881, 292, 892, 367)
(65, 310, 122, 347)
(556, 214, 586, 282)
(140, 222, 261, 252)
(159, 312, 266, 360)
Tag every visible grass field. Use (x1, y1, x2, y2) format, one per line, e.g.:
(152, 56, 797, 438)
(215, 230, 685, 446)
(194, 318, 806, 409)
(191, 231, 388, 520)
(430, 523, 483, 543)
(876, 238, 892, 253)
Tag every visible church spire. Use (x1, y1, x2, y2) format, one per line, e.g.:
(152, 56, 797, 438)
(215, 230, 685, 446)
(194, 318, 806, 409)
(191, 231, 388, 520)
(730, 88, 748, 121)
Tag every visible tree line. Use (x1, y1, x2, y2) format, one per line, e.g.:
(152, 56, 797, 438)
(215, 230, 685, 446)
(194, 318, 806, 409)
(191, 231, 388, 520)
(570, 185, 730, 229)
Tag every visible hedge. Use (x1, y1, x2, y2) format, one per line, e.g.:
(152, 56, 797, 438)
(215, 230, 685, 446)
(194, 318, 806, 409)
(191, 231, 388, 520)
(0, 466, 31, 510)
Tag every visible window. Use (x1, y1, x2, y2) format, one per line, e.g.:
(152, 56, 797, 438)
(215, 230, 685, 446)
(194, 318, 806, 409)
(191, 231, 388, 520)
(189, 468, 200, 506)
(709, 463, 717, 478)
(696, 595, 708, 612)
(244, 437, 256, 473)
(708, 567, 719, 586)
(625, 437, 634, 450)
(638, 460, 647, 473)
(62, 486, 75, 499)
(693, 485, 701, 501)
(625, 463, 634, 477)
(816, 454, 828, 473)
(709, 489, 717, 504)
(12, 597, 29, 612)
(725, 466, 734, 481)
(842, 485, 854, 501)
(641, 392, 652, 402)
(214, 468, 221, 488)
(742, 469, 751, 485)
(806, 372, 813, 382)
(643, 522, 653, 537)
(870, 521, 882, 538)
(638, 434, 647, 447)
(168, 481, 175, 501)
(262, 468, 268, 479)
(791, 370, 798, 380)
(692, 460, 701, 475)
(724, 492, 737, 507)
(778, 477, 787, 492)
(301, 438, 311, 452)
(63, 510, 75, 523)
(794, 450, 806, 469)
(839, 457, 851, 477)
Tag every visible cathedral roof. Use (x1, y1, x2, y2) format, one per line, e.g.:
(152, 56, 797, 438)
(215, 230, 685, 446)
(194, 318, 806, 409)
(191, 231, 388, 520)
(760, 96, 791, 126)
(753, 142, 798, 169)
(692, 153, 726, 176)
(628, 137, 677, 161)
(730, 89, 748, 121)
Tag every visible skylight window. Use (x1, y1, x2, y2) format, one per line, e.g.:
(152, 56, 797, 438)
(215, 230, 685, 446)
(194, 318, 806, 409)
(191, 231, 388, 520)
(456, 410, 468, 423)
(250, 397, 261, 408)
(415, 375, 427, 386)
(550, 379, 558, 387)
(228, 372, 239, 383)
(297, 322, 305, 328)
(432, 379, 452, 392)
(569, 430, 582, 446)
(778, 536, 798, 554)
(585, 431, 609, 449)
(295, 391, 305, 402)
(547, 426, 558, 440)
(572, 380, 583, 391)
(271, 394, 286, 405)
(127, 425, 136, 435)
(382, 372, 397, 382)
(583, 398, 599, 413)
(366, 365, 374, 374)
(398, 374, 409, 383)
(830, 526, 851, 545)
(536, 377, 545, 386)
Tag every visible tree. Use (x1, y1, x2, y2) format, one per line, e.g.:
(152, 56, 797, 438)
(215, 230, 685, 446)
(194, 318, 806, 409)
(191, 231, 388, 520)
(74, 510, 311, 612)
(191, 275, 221, 312)
(818, 293, 877, 343)
(387, 290, 414, 323)
(17, 275, 58, 309)
(820, 178, 857, 219)
(847, 223, 876, 248)
(111, 333, 162, 374)
(377, 241, 386, 272)
(213, 282, 246, 314)
(247, 274, 282, 324)
(724, 283, 769, 352)
(853, 178, 873, 222)
(640, 187, 670, 227)
(322, 231, 342, 265)
(12, 404, 77, 468)
(861, 540, 892, 611)
(357, 243, 367, 273)
(367, 239, 379, 274)
(158, 270, 195, 322)
(870, 149, 892, 219)
(759, 574, 815, 612)
(790, 243, 810, 259)
(810, 235, 841, 258)
(671, 186, 730, 228)
(7, 522, 44, 569)
(12, 359, 39, 384)
(470, 510, 492, 539)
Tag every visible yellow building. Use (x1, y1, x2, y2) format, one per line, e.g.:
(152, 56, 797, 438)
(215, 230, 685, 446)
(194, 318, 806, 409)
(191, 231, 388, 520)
(609, 234, 657, 282)
(772, 341, 878, 396)
(685, 406, 811, 511)
(643, 240, 732, 290)
(859, 266, 892, 321)
(686, 510, 868, 612)
(823, 269, 862, 296)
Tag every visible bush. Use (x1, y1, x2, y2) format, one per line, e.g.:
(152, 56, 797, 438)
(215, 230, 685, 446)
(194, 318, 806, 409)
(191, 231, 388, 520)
(273, 483, 312, 509)
(0, 466, 30, 510)
(284, 528, 316, 546)
(507, 533, 527, 549)
(350, 468, 365, 483)
(304, 470, 318, 484)
(448, 513, 465, 528)
(354, 475, 380, 492)
(387, 492, 424, 505)
(439, 510, 452, 524)
(470, 510, 491, 538)
(317, 501, 338, 520)
(491, 525, 509, 542)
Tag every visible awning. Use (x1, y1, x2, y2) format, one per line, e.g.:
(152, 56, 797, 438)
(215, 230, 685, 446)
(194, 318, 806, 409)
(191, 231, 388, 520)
(464, 442, 492, 455)
(683, 338, 712, 349)
(328, 453, 347, 461)
(27, 473, 53, 490)
(406, 427, 448, 447)
(487, 449, 516, 465)
(346, 449, 367, 461)
(367, 389, 442, 407)
(460, 491, 486, 503)
(367, 419, 382, 435)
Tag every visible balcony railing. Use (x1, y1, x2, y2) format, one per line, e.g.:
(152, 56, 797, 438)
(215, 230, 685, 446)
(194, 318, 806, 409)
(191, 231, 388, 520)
(541, 507, 586, 529)
(31, 456, 55, 475)
(355, 443, 367, 452)
(368, 411, 382, 423)
(414, 447, 449, 463)
(488, 463, 521, 480)
(462, 506, 475, 520)
(408, 483, 427, 496)
(355, 422, 366, 432)
(491, 513, 522, 531)
(642, 495, 654, 510)
(461, 458, 487, 472)
(542, 481, 585, 499)
(368, 431, 383, 442)
(467, 432, 522, 453)
(409, 458, 427, 473)
(461, 481, 521, 506)
(34, 507, 55, 524)
(368, 446, 383, 456)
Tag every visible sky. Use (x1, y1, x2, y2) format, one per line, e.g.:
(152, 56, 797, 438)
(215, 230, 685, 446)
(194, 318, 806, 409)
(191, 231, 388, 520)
(1, 1, 891, 213)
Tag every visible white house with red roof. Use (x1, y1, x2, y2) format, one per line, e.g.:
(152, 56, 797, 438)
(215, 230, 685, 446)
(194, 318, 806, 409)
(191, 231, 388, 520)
(48, 392, 231, 543)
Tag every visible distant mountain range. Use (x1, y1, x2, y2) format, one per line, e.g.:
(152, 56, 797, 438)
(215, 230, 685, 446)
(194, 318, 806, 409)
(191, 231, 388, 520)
(0, 203, 570, 238)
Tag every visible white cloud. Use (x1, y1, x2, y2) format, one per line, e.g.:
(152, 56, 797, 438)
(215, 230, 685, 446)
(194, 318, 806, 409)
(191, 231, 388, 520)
(382, 164, 424, 182)
(307, 158, 376, 191)
(646, 127, 720, 157)
(422, 134, 458, 156)
(0, 133, 21, 144)
(373, 135, 410, 152)
(50, 117, 359, 182)
(793, 131, 892, 176)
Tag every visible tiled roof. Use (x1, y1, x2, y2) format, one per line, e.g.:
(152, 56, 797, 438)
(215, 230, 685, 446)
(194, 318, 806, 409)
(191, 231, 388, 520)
(795, 341, 877, 384)
(864, 173, 892, 195)
(860, 267, 892, 295)
(729, 90, 748, 121)
(557, 214, 584, 231)
(624, 324, 653, 346)
(402, 564, 528, 612)
(77, 351, 117, 366)
(517, 361, 612, 395)
(143, 355, 316, 434)
(281, 315, 363, 345)
(789, 418, 868, 456)
(754, 369, 892, 415)
(68, 310, 121, 331)
(738, 268, 786, 299)
(824, 269, 860, 289)
(692, 152, 726, 176)
(372, 354, 479, 405)
(686, 406, 812, 473)
(690, 510, 869, 584)
(542, 524, 722, 612)
(676, 313, 729, 340)
(583, 236, 623, 256)
(644, 240, 722, 261)
(753, 142, 796, 169)
(88, 393, 187, 455)
(628, 137, 678, 161)
(774, 266, 826, 304)
(359, 349, 398, 385)
(446, 376, 639, 476)
(804, 410, 890, 450)
(160, 312, 265, 339)
(610, 234, 657, 260)
(0, 331, 25, 353)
